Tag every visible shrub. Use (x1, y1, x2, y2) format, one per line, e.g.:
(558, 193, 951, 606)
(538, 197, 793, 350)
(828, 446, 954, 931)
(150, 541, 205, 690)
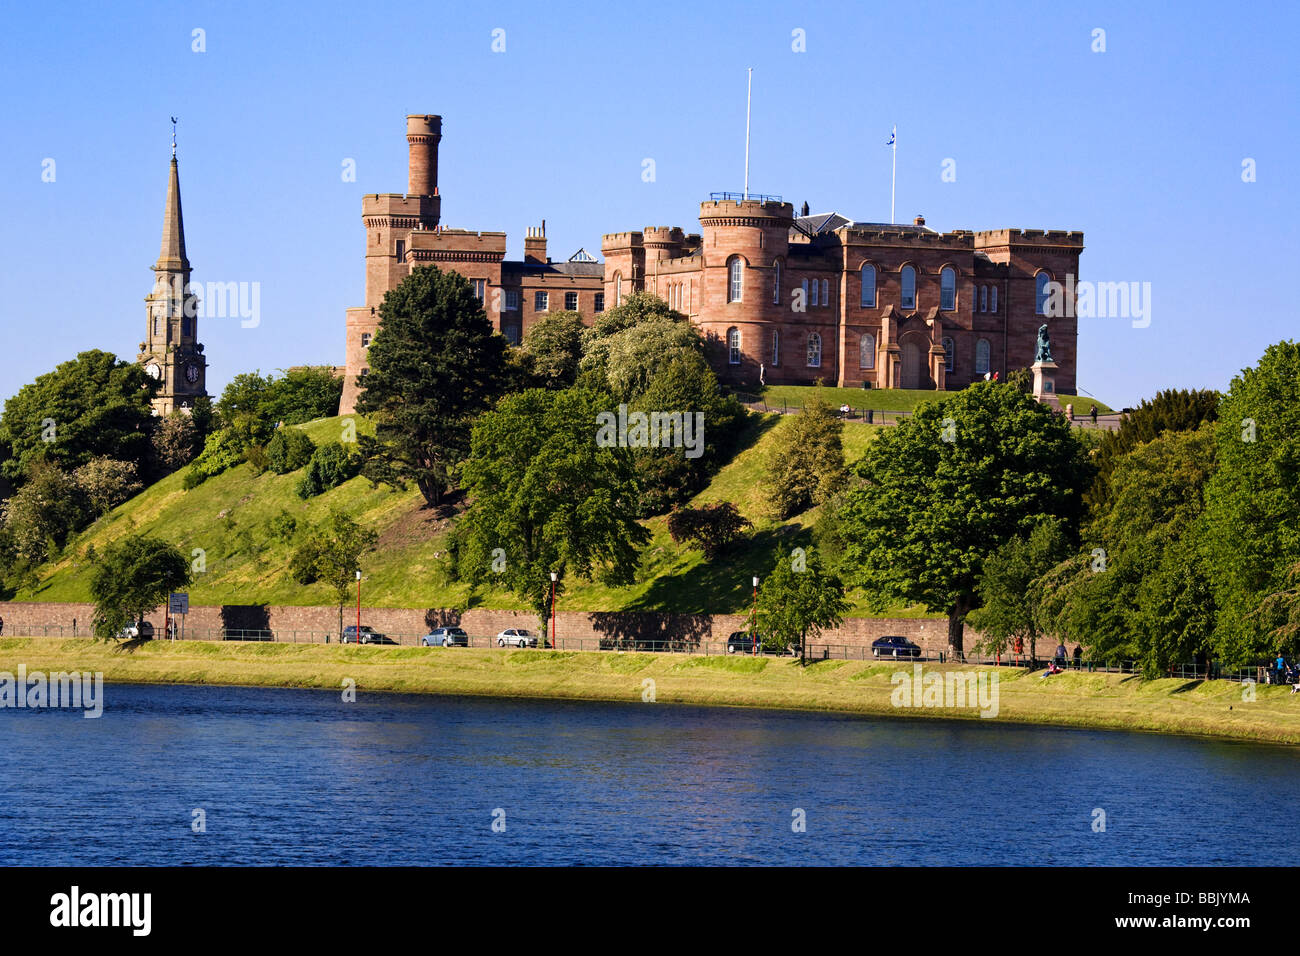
(295, 442, 360, 498)
(666, 502, 752, 559)
(763, 393, 846, 518)
(266, 428, 315, 474)
(266, 509, 298, 539)
(182, 428, 245, 489)
(72, 456, 142, 515)
(244, 444, 270, 475)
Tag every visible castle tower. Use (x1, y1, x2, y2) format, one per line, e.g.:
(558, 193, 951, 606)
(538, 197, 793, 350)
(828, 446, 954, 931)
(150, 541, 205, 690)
(138, 128, 207, 416)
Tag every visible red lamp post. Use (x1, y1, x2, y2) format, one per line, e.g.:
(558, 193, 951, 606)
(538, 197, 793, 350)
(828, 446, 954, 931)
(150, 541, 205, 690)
(355, 569, 361, 643)
(751, 575, 759, 657)
(549, 572, 558, 649)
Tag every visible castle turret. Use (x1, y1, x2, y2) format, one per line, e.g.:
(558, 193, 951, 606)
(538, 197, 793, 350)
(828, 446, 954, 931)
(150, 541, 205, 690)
(406, 114, 442, 197)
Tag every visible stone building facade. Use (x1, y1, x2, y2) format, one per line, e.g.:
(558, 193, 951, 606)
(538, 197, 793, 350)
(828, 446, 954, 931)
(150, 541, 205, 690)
(340, 113, 1082, 413)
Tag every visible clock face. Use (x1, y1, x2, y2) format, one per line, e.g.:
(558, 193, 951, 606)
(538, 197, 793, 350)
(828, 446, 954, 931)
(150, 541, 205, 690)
(185, 363, 200, 384)
(146, 363, 161, 380)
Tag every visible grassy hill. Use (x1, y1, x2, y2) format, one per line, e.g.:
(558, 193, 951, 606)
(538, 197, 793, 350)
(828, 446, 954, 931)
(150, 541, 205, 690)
(749, 384, 1115, 416)
(15, 411, 931, 617)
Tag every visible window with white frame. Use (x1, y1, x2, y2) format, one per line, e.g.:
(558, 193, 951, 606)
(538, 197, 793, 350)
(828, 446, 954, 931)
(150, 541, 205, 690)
(565, 291, 578, 311)
(807, 333, 822, 368)
(727, 327, 741, 365)
(975, 338, 991, 375)
(810, 278, 819, 307)
(534, 291, 548, 312)
(728, 257, 743, 302)
(940, 267, 956, 310)
(472, 279, 486, 301)
(361, 332, 371, 349)
(901, 266, 916, 310)
(505, 290, 520, 311)
(942, 337, 955, 372)
(860, 332, 875, 369)
(614, 274, 622, 305)
(1035, 272, 1052, 315)
(594, 292, 605, 313)
(860, 263, 876, 307)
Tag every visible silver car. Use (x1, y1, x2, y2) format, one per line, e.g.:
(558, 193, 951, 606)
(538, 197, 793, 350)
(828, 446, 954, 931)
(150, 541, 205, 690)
(497, 628, 537, 648)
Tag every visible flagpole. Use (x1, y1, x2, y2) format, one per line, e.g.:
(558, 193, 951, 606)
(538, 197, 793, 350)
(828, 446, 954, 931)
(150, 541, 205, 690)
(890, 124, 897, 224)
(743, 67, 753, 201)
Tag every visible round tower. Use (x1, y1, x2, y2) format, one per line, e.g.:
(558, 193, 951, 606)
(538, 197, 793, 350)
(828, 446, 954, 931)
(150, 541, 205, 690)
(406, 114, 442, 197)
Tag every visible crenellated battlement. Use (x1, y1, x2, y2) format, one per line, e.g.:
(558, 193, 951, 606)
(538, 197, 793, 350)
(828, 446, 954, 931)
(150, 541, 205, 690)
(973, 228, 1084, 247)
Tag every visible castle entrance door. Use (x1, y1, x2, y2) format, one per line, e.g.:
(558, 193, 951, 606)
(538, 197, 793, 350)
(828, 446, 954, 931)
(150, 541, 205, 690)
(901, 340, 923, 389)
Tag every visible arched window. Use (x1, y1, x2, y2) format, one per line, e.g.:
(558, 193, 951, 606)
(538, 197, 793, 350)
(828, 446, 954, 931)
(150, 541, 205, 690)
(807, 333, 822, 368)
(771, 330, 780, 366)
(773, 261, 781, 305)
(727, 327, 741, 365)
(860, 263, 876, 308)
(975, 338, 991, 375)
(809, 277, 819, 307)
(821, 279, 829, 306)
(728, 257, 743, 303)
(614, 273, 622, 306)
(859, 332, 876, 369)
(940, 267, 956, 310)
(901, 266, 916, 310)
(980, 285, 988, 313)
(1035, 271, 1052, 315)
(990, 286, 998, 313)
(942, 337, 955, 372)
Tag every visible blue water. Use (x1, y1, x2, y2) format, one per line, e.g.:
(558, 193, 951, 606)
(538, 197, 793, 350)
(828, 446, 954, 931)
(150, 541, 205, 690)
(1, 683, 1296, 865)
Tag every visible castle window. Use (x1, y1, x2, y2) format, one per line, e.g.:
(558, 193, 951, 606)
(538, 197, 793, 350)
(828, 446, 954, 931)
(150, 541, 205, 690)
(1035, 271, 1052, 315)
(728, 257, 743, 303)
(940, 267, 956, 310)
(810, 278, 819, 307)
(594, 293, 605, 313)
(614, 274, 622, 305)
(975, 338, 991, 375)
(860, 333, 875, 369)
(773, 261, 781, 305)
(771, 330, 780, 366)
(942, 337, 955, 372)
(727, 327, 741, 365)
(359, 368, 369, 378)
(472, 279, 486, 302)
(901, 266, 916, 310)
(361, 332, 371, 349)
(821, 279, 829, 306)
(980, 286, 988, 313)
(990, 286, 998, 312)
(504, 322, 521, 346)
(395, 240, 405, 261)
(565, 291, 578, 311)
(860, 263, 876, 308)
(505, 291, 520, 311)
(807, 333, 822, 368)
(535, 291, 548, 312)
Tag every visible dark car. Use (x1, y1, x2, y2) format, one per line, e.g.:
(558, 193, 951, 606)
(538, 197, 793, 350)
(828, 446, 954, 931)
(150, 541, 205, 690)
(726, 631, 759, 655)
(423, 626, 469, 648)
(341, 625, 396, 645)
(871, 635, 921, 659)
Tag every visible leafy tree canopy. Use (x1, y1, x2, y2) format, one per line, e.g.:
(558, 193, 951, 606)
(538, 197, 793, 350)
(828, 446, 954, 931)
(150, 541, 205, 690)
(89, 534, 191, 639)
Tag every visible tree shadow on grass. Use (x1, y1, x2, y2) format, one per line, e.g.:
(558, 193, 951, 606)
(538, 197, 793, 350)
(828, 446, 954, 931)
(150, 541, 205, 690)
(1169, 680, 1204, 694)
(589, 611, 712, 652)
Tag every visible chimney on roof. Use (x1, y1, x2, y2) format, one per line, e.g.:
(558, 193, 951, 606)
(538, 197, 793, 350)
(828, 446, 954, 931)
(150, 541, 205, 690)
(914, 215, 926, 226)
(800, 201, 810, 217)
(524, 220, 547, 264)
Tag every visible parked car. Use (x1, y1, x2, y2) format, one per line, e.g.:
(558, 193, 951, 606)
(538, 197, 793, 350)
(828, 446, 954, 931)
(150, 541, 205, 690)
(116, 620, 155, 640)
(871, 635, 921, 659)
(497, 628, 538, 648)
(341, 625, 396, 645)
(423, 626, 469, 648)
(726, 631, 758, 655)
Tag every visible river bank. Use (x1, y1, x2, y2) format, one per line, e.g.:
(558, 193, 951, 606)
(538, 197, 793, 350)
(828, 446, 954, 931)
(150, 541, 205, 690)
(2, 638, 1297, 744)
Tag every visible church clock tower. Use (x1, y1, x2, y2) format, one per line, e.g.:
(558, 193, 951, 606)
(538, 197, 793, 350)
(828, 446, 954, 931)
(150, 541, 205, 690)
(138, 123, 207, 416)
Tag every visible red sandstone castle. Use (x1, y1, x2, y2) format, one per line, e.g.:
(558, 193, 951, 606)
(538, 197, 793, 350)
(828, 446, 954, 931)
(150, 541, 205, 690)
(340, 115, 1082, 414)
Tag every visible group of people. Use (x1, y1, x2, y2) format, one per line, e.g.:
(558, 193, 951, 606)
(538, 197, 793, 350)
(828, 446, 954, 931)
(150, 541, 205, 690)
(1263, 655, 1300, 688)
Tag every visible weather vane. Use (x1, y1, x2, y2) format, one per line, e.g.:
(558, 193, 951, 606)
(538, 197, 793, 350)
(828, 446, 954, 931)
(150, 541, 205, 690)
(170, 116, 178, 157)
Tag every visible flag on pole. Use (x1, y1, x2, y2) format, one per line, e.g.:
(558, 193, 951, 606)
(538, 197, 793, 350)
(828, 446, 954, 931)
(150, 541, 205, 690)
(886, 126, 896, 146)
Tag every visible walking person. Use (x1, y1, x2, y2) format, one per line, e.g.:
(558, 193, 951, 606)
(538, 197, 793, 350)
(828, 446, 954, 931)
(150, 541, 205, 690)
(0, 615, 4, 636)
(1089, 404, 1098, 425)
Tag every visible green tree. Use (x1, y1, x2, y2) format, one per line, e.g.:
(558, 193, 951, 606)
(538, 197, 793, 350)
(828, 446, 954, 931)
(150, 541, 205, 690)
(73, 456, 143, 516)
(215, 371, 277, 450)
(763, 390, 846, 519)
(89, 534, 192, 639)
(1202, 341, 1300, 664)
(523, 311, 586, 389)
(261, 366, 344, 424)
(0, 461, 90, 567)
(289, 511, 379, 639)
(666, 502, 751, 559)
(0, 350, 157, 483)
(266, 428, 315, 474)
(152, 410, 200, 474)
(968, 518, 1073, 662)
(452, 386, 650, 642)
(840, 382, 1091, 660)
(755, 546, 849, 662)
(356, 265, 508, 506)
(295, 442, 360, 498)
(578, 291, 686, 384)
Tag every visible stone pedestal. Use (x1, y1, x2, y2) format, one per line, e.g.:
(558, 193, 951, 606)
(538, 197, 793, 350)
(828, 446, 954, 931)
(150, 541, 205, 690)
(1031, 359, 1060, 407)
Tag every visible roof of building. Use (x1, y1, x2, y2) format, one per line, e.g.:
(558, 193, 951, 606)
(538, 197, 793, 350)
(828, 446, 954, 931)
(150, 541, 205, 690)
(792, 212, 850, 236)
(504, 260, 605, 277)
(568, 247, 598, 262)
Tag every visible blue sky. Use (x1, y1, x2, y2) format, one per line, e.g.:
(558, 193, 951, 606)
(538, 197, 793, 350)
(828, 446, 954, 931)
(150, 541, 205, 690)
(2, 0, 1296, 410)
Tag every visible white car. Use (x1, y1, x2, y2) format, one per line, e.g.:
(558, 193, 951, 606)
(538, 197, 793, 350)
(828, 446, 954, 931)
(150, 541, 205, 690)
(497, 628, 538, 648)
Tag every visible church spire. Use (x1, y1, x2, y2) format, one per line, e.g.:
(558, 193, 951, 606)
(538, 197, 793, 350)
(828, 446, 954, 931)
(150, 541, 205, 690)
(155, 121, 188, 274)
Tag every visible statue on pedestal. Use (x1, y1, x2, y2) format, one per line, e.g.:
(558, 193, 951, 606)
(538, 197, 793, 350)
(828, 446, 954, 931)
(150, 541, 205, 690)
(1034, 324, 1053, 363)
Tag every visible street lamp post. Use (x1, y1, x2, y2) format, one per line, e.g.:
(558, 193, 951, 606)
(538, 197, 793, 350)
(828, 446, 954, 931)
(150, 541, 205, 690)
(355, 569, 361, 644)
(751, 576, 759, 657)
(549, 572, 558, 650)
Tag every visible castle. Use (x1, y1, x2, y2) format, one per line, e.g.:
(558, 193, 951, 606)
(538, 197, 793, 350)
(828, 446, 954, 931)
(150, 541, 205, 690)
(339, 114, 1082, 414)
(138, 138, 208, 416)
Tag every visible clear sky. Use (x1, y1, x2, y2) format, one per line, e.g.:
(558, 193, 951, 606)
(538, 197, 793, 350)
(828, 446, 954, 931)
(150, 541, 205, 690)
(2, 0, 1296, 410)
